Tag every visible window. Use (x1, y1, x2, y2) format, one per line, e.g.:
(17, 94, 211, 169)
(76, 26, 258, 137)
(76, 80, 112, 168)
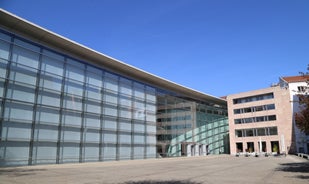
(234, 109, 240, 114)
(257, 128, 266, 136)
(235, 126, 278, 137)
(233, 93, 274, 104)
(234, 115, 276, 124)
(243, 107, 252, 113)
(268, 115, 277, 121)
(245, 129, 254, 137)
(235, 130, 243, 137)
(255, 105, 264, 112)
(266, 104, 275, 110)
(269, 127, 278, 135)
(234, 104, 275, 114)
(297, 86, 308, 92)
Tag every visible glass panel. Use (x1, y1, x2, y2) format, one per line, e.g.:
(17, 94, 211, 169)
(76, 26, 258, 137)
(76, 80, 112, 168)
(119, 134, 131, 144)
(62, 111, 82, 127)
(85, 85, 102, 100)
(103, 133, 117, 143)
(119, 83, 132, 96)
(63, 95, 83, 111)
(146, 103, 156, 112)
(61, 143, 80, 162)
(37, 90, 61, 107)
(84, 115, 101, 129)
(146, 135, 156, 144)
(119, 146, 131, 160)
(104, 78, 118, 92)
(103, 145, 116, 161)
(0, 39, 10, 60)
(104, 93, 118, 105)
(42, 49, 64, 61)
(62, 127, 81, 142)
(85, 100, 101, 114)
(39, 74, 62, 91)
(146, 146, 156, 158)
(119, 121, 131, 132)
(146, 93, 156, 102)
(134, 147, 144, 159)
(66, 65, 84, 82)
(119, 96, 132, 107)
(86, 65, 102, 75)
(4, 102, 33, 122)
(84, 131, 100, 143)
(2, 122, 32, 140)
(134, 88, 145, 100)
(0, 59, 8, 79)
(67, 58, 84, 69)
(64, 80, 84, 97)
(146, 125, 156, 134)
(86, 71, 102, 87)
(103, 118, 117, 130)
(36, 107, 60, 125)
(146, 113, 156, 122)
(103, 106, 117, 117)
(133, 103, 145, 121)
(134, 135, 145, 144)
(84, 146, 99, 161)
(12, 44, 39, 69)
(0, 78, 4, 97)
(9, 66, 37, 85)
(0, 141, 30, 166)
(41, 55, 64, 76)
(14, 38, 40, 52)
(34, 125, 58, 141)
(119, 108, 132, 119)
(32, 142, 57, 164)
(0, 32, 11, 42)
(134, 123, 145, 133)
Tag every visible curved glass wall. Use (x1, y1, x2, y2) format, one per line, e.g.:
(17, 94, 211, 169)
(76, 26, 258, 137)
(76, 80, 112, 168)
(0, 29, 228, 166)
(156, 94, 228, 157)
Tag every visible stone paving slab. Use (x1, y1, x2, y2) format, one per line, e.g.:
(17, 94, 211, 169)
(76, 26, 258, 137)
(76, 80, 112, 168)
(0, 155, 308, 184)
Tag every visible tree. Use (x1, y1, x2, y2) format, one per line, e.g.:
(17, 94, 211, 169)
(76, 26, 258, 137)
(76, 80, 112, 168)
(294, 94, 309, 135)
(294, 65, 309, 135)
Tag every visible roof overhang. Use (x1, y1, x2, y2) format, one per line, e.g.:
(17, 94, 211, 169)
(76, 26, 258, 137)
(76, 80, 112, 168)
(0, 9, 226, 106)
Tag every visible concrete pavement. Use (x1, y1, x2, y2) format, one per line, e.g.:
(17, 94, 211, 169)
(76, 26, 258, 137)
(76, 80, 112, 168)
(0, 155, 308, 184)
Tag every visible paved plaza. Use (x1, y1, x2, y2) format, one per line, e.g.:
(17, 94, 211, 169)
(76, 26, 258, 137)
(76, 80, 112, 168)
(0, 155, 308, 184)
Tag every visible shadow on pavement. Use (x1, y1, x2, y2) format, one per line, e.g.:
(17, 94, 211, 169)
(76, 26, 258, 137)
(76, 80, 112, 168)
(276, 162, 309, 180)
(0, 168, 47, 177)
(123, 180, 202, 184)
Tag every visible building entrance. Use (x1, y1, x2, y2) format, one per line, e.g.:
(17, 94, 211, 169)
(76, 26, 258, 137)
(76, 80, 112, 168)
(181, 143, 207, 157)
(271, 141, 280, 154)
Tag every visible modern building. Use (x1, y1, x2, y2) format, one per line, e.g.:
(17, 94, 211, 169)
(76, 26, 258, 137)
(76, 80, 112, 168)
(0, 9, 228, 166)
(227, 86, 294, 155)
(279, 75, 309, 154)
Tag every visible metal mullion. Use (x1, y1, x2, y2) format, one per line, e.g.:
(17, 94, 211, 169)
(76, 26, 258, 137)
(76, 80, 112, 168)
(79, 67, 86, 163)
(56, 58, 67, 164)
(0, 34, 14, 162)
(115, 75, 120, 161)
(28, 47, 43, 165)
(99, 72, 104, 161)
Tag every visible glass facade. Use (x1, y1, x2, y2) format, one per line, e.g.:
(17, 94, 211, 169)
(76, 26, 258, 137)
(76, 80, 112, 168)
(0, 29, 228, 166)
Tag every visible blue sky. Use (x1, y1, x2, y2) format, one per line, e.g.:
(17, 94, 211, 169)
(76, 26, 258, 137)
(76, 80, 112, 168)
(1, 0, 309, 97)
